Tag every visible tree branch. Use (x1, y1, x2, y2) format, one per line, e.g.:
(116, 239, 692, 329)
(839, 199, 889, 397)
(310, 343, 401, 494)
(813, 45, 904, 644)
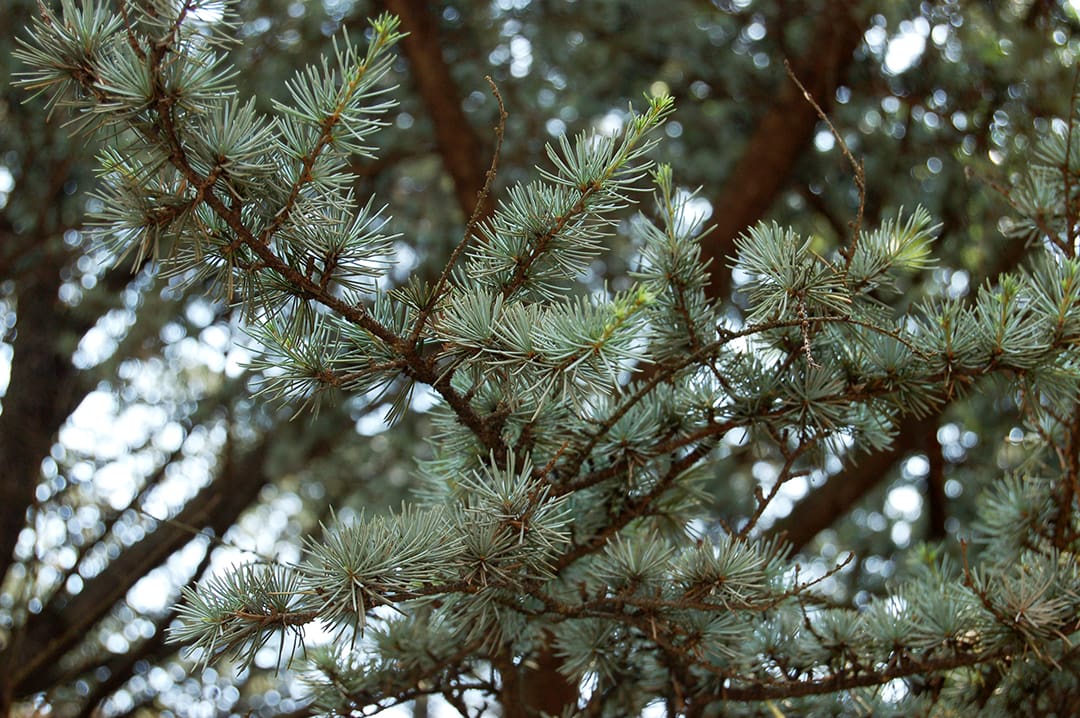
(10, 429, 275, 695)
(766, 413, 937, 554)
(765, 200, 1035, 554)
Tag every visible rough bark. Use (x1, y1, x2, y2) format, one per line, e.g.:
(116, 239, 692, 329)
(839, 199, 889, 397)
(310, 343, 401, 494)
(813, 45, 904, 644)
(519, 639, 580, 714)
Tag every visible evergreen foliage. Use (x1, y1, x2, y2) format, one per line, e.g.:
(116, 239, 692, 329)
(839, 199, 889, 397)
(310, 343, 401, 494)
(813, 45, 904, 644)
(12, 1, 1080, 716)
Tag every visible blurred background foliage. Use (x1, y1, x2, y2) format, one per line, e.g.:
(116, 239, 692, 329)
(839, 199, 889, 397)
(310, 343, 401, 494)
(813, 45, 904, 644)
(1, 0, 1078, 715)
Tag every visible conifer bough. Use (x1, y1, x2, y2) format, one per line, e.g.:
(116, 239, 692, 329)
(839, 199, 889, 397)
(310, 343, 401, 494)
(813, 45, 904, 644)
(16, 1, 1080, 715)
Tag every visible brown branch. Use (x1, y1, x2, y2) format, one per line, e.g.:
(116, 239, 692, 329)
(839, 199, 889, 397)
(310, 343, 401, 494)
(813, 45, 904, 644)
(130, 47, 505, 457)
(1062, 66, 1080, 255)
(1053, 404, 1080, 549)
(555, 440, 716, 571)
(712, 645, 1013, 702)
(10, 428, 276, 695)
(737, 433, 817, 540)
(766, 413, 937, 555)
(925, 419, 948, 540)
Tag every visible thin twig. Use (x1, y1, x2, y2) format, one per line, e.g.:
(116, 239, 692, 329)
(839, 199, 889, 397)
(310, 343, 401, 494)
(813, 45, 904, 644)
(784, 60, 866, 271)
(978, 174, 1071, 256)
(411, 76, 507, 347)
(737, 437, 817, 540)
